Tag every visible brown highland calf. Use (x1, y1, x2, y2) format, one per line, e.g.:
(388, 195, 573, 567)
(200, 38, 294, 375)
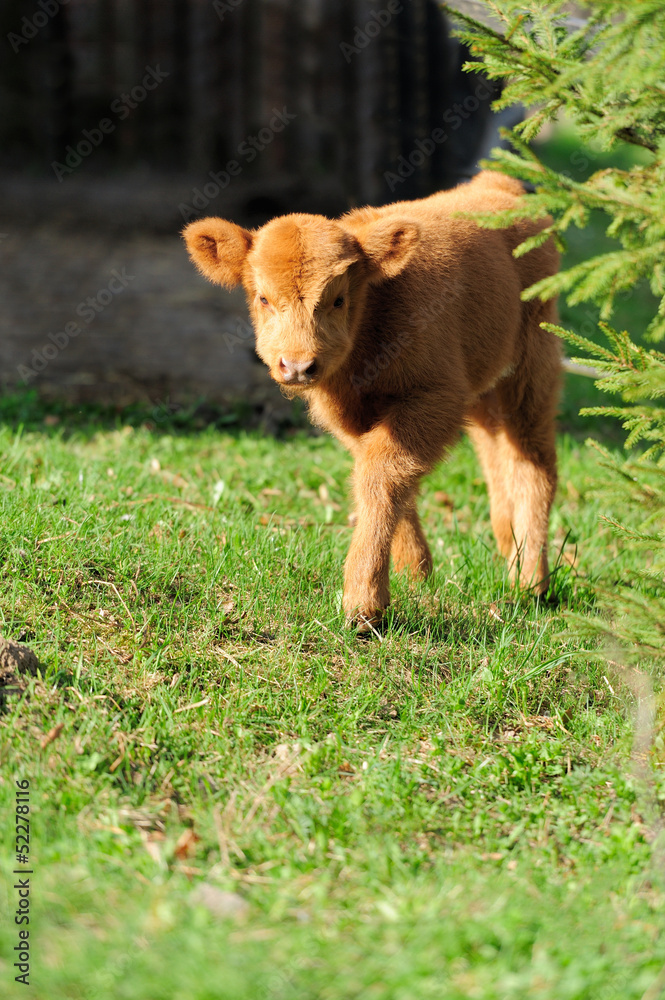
(184, 171, 561, 629)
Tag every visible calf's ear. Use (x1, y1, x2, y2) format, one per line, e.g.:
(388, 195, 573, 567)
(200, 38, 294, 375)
(183, 218, 253, 288)
(354, 219, 420, 282)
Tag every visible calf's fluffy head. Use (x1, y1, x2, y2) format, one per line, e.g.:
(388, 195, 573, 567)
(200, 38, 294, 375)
(184, 213, 420, 388)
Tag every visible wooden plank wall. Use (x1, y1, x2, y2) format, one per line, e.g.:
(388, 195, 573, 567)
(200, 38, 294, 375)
(0, 0, 480, 205)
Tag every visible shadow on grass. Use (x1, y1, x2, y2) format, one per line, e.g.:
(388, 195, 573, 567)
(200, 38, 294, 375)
(0, 388, 313, 441)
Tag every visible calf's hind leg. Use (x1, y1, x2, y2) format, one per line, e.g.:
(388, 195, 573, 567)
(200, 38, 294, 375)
(468, 377, 558, 595)
(467, 413, 514, 564)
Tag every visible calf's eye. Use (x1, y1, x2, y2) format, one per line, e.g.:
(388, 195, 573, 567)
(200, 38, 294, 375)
(333, 296, 344, 308)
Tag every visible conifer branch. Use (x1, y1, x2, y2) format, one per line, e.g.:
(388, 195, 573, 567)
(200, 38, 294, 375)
(445, 0, 665, 668)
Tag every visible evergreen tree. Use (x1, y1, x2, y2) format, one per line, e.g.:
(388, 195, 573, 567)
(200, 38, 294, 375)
(442, 0, 665, 666)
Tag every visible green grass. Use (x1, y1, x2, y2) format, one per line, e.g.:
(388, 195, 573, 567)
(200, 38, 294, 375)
(0, 387, 663, 999)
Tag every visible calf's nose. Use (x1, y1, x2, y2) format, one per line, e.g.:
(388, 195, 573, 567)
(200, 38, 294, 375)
(279, 357, 317, 382)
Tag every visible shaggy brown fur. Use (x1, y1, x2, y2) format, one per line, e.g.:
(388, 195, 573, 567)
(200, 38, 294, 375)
(184, 171, 560, 628)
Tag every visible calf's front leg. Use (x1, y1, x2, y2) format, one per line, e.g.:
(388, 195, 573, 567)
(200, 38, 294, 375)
(342, 427, 431, 628)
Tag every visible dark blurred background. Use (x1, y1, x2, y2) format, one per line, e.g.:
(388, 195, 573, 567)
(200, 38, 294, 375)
(0, 0, 512, 413)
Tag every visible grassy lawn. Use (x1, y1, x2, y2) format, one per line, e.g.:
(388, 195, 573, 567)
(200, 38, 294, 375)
(2, 132, 664, 999)
(0, 389, 663, 1000)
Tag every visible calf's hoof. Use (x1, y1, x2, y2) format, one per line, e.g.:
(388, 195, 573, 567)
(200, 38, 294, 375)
(343, 593, 387, 634)
(347, 609, 386, 635)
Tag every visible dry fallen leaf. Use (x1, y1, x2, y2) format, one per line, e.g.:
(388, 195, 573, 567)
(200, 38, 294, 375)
(525, 715, 557, 731)
(176, 864, 204, 878)
(160, 470, 190, 489)
(174, 697, 210, 715)
(271, 743, 303, 775)
(40, 722, 64, 750)
(174, 828, 201, 861)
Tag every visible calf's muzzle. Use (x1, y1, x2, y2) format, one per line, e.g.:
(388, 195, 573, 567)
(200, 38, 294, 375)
(279, 357, 318, 383)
